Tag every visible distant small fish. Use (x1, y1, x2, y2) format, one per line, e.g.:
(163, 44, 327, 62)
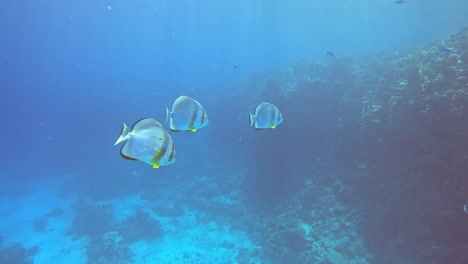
(166, 96, 209, 132)
(325, 51, 338, 58)
(395, 0, 407, 4)
(114, 118, 175, 169)
(464, 205, 468, 215)
(107, 5, 112, 10)
(233, 65, 240, 69)
(249, 102, 283, 130)
(440, 47, 458, 54)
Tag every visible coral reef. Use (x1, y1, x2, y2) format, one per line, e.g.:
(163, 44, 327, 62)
(152, 203, 184, 218)
(68, 199, 114, 238)
(45, 208, 64, 218)
(236, 247, 263, 264)
(118, 210, 164, 243)
(254, 176, 371, 264)
(0, 243, 39, 264)
(32, 218, 48, 232)
(85, 232, 133, 264)
(45, 26, 467, 264)
(245, 26, 468, 263)
(32, 207, 64, 233)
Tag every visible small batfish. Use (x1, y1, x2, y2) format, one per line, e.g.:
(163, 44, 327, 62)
(166, 96, 209, 132)
(440, 47, 458, 54)
(114, 118, 175, 169)
(326, 51, 338, 58)
(249, 102, 283, 130)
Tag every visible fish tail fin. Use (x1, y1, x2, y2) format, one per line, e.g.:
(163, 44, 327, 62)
(114, 123, 129, 145)
(165, 107, 172, 125)
(249, 113, 256, 126)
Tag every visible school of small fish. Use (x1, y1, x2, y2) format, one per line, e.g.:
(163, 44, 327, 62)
(114, 96, 283, 169)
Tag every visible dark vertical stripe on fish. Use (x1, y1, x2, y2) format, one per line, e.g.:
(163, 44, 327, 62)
(189, 103, 198, 129)
(270, 105, 276, 127)
(200, 109, 206, 127)
(155, 133, 170, 164)
(168, 141, 175, 162)
(276, 108, 281, 124)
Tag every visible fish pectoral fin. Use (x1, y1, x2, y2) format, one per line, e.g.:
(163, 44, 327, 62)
(191, 128, 197, 132)
(152, 164, 160, 169)
(271, 125, 276, 129)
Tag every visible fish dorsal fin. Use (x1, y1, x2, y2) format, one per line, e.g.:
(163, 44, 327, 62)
(114, 123, 129, 145)
(165, 107, 172, 125)
(131, 118, 163, 133)
(249, 113, 256, 126)
(254, 102, 272, 119)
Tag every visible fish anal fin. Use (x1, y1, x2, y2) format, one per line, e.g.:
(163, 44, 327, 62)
(150, 148, 163, 169)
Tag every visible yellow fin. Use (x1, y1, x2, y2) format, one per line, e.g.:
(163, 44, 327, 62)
(191, 128, 197, 132)
(150, 148, 163, 169)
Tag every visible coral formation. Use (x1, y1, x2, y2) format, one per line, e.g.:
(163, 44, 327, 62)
(85, 232, 133, 264)
(0, 243, 39, 264)
(27, 26, 466, 264)
(245, 26, 468, 263)
(68, 199, 114, 238)
(118, 210, 164, 243)
(152, 203, 184, 217)
(32, 207, 64, 233)
(258, 176, 370, 264)
(32, 218, 48, 232)
(45, 208, 64, 218)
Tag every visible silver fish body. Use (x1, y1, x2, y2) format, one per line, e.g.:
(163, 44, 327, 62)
(249, 102, 283, 130)
(114, 118, 175, 168)
(166, 96, 209, 132)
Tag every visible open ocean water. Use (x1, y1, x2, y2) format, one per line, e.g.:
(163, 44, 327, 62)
(1, 1, 468, 263)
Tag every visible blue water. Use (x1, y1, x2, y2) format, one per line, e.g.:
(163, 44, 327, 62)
(1, 0, 468, 263)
